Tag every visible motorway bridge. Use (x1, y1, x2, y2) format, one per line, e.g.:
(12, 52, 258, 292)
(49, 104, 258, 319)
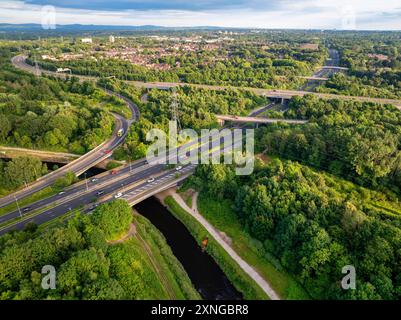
(215, 115, 308, 126)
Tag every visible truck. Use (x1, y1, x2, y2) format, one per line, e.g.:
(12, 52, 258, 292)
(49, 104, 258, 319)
(117, 129, 124, 137)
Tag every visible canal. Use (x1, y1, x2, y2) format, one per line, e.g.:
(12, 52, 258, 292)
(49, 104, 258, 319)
(135, 197, 243, 300)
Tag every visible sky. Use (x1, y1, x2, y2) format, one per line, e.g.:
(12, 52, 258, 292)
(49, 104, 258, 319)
(1, 0, 401, 30)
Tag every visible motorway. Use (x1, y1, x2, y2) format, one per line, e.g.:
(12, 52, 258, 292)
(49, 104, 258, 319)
(1, 55, 140, 209)
(0, 161, 169, 235)
(0, 125, 246, 235)
(300, 49, 341, 91)
(5, 48, 400, 233)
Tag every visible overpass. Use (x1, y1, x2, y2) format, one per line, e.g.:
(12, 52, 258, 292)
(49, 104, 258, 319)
(127, 82, 401, 109)
(216, 115, 308, 126)
(251, 89, 401, 108)
(297, 76, 329, 81)
(320, 66, 348, 70)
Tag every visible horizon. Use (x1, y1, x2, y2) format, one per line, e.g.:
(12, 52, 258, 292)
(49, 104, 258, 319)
(2, 22, 401, 32)
(1, 0, 401, 31)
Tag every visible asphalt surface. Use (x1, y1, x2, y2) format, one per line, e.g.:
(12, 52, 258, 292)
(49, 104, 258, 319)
(299, 49, 341, 91)
(0, 126, 245, 234)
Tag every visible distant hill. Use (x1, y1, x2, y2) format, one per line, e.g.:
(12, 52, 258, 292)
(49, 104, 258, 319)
(0, 23, 228, 32)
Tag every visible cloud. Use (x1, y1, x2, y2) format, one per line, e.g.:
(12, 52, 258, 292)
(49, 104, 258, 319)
(23, 0, 282, 11)
(0, 0, 400, 30)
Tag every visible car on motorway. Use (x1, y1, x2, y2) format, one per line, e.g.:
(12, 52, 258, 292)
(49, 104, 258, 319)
(91, 178, 98, 183)
(114, 192, 123, 199)
(111, 169, 118, 175)
(147, 177, 155, 183)
(176, 166, 183, 171)
(104, 149, 111, 154)
(22, 207, 31, 213)
(58, 191, 66, 195)
(96, 190, 104, 196)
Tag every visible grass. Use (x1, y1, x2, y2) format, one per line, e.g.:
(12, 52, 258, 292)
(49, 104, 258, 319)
(6, 207, 200, 300)
(164, 195, 269, 300)
(178, 189, 194, 209)
(196, 192, 310, 300)
(106, 160, 123, 170)
(134, 214, 201, 300)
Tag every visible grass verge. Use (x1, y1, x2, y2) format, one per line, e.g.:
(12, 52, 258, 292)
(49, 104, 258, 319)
(134, 213, 201, 300)
(0, 185, 60, 217)
(197, 192, 310, 300)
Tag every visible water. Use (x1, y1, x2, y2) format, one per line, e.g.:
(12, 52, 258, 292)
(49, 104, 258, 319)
(134, 197, 243, 300)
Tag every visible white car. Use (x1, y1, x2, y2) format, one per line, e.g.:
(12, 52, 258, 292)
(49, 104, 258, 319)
(147, 177, 155, 183)
(91, 178, 98, 183)
(114, 192, 123, 199)
(175, 166, 183, 171)
(58, 191, 66, 195)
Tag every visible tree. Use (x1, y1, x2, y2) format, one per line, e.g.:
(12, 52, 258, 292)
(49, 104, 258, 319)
(89, 200, 133, 241)
(0, 114, 11, 142)
(3, 156, 47, 188)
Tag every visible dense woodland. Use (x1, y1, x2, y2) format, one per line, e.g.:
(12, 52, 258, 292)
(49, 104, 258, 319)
(259, 95, 401, 192)
(190, 159, 401, 299)
(0, 200, 199, 300)
(0, 46, 120, 154)
(0, 157, 48, 193)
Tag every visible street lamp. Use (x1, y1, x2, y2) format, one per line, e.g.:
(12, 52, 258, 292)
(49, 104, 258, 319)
(84, 173, 89, 192)
(14, 196, 22, 219)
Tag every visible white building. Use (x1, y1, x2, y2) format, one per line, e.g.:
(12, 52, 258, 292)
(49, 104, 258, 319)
(109, 35, 115, 43)
(81, 38, 93, 44)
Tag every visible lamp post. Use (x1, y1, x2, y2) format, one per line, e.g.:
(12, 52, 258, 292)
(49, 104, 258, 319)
(84, 173, 89, 192)
(14, 196, 22, 219)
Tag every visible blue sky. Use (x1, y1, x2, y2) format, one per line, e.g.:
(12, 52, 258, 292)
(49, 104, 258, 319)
(1, 0, 401, 30)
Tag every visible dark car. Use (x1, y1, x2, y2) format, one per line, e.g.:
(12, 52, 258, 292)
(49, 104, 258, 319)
(96, 190, 104, 196)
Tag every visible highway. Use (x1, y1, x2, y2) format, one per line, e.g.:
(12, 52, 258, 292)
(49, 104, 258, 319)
(300, 49, 342, 91)
(0, 125, 245, 235)
(1, 55, 140, 209)
(5, 48, 400, 233)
